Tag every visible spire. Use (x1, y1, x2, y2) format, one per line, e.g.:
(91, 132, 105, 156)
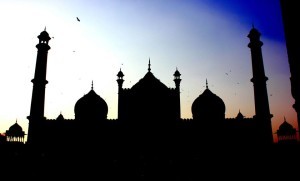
(91, 81, 94, 90)
(148, 58, 151, 72)
(44, 26, 46, 31)
(206, 79, 208, 89)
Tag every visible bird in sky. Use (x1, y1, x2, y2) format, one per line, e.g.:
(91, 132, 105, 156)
(76, 17, 80, 22)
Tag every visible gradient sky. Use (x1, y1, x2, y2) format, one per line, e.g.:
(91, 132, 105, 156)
(0, 0, 296, 142)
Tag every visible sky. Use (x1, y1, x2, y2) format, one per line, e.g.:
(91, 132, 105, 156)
(0, 0, 296, 143)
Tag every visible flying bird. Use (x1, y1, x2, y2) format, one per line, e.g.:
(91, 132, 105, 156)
(76, 17, 80, 22)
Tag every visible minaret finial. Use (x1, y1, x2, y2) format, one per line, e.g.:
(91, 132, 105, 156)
(206, 79, 208, 89)
(91, 81, 94, 90)
(252, 22, 255, 29)
(44, 26, 46, 31)
(148, 57, 151, 72)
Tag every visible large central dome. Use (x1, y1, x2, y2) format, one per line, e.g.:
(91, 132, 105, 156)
(192, 86, 225, 121)
(74, 88, 108, 121)
(131, 59, 169, 94)
(131, 71, 169, 94)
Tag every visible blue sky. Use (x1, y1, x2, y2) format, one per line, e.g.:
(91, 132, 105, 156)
(0, 0, 296, 142)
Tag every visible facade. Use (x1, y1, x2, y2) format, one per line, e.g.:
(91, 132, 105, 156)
(1, 2, 300, 178)
(0, 27, 298, 180)
(1, 26, 274, 148)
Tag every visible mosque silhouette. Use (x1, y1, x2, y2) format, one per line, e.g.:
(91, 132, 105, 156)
(1, 1, 300, 179)
(2, 26, 295, 146)
(1, 27, 276, 146)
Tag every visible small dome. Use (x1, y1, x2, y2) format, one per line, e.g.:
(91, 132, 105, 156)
(6, 121, 25, 137)
(75, 89, 108, 121)
(277, 119, 296, 136)
(192, 88, 225, 120)
(236, 110, 244, 120)
(173, 69, 181, 77)
(56, 113, 65, 121)
(117, 69, 124, 78)
(9, 122, 23, 133)
(249, 27, 260, 35)
(247, 26, 261, 39)
(38, 30, 51, 41)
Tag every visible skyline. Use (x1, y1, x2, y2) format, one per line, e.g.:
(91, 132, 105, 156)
(0, 0, 296, 142)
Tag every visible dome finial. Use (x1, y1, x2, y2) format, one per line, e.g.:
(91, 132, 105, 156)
(44, 26, 47, 31)
(91, 81, 94, 90)
(206, 79, 208, 89)
(148, 57, 151, 72)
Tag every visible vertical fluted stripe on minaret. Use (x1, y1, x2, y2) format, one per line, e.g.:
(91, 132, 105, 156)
(27, 30, 51, 144)
(247, 27, 273, 144)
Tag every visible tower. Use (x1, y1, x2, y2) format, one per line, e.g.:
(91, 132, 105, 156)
(173, 67, 181, 119)
(280, 1, 300, 139)
(27, 29, 51, 145)
(117, 68, 124, 119)
(247, 27, 273, 144)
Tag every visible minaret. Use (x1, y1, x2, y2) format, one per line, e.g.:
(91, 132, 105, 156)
(247, 26, 273, 144)
(280, 1, 300, 140)
(117, 68, 124, 119)
(173, 67, 181, 119)
(27, 28, 51, 145)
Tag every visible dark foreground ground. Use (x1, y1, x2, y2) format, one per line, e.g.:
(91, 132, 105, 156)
(1, 142, 299, 180)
